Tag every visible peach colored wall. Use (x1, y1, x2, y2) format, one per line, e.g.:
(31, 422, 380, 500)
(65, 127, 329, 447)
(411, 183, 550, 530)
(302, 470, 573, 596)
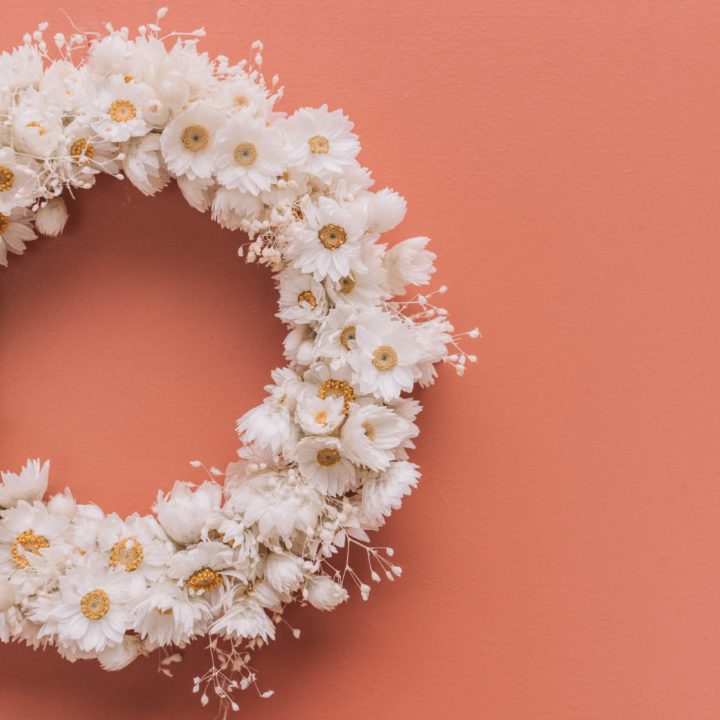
(1, 1, 719, 718)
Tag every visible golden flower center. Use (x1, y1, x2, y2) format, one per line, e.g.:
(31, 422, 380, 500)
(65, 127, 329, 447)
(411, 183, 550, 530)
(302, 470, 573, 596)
(0, 165, 15, 192)
(318, 379, 355, 413)
(362, 421, 377, 442)
(338, 275, 355, 294)
(11, 530, 49, 569)
(340, 325, 356, 351)
(0, 212, 10, 234)
(233, 95, 249, 109)
(124, 74, 134, 83)
(316, 447, 341, 467)
(181, 125, 210, 152)
(109, 537, 144, 572)
(234, 142, 257, 166)
(80, 589, 110, 621)
(314, 410, 328, 426)
(187, 567, 222, 593)
(108, 99, 137, 123)
(308, 134, 330, 154)
(297, 289, 318, 308)
(372, 345, 398, 371)
(26, 120, 47, 136)
(70, 138, 95, 163)
(318, 224, 347, 250)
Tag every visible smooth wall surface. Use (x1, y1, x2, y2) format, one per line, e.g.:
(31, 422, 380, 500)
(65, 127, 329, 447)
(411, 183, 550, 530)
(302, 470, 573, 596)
(1, 1, 720, 718)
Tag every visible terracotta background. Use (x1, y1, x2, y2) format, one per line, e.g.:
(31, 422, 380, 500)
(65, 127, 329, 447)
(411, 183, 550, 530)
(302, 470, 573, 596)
(1, 1, 720, 718)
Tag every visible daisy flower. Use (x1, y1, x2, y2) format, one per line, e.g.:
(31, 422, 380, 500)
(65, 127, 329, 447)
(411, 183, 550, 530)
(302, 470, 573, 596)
(0, 148, 38, 214)
(213, 115, 285, 194)
(212, 74, 275, 117)
(90, 75, 155, 142)
(160, 103, 225, 179)
(11, 89, 64, 157)
(294, 386, 346, 435)
(324, 238, 388, 309)
(168, 541, 234, 601)
(312, 306, 360, 362)
(288, 197, 368, 282)
(59, 121, 121, 188)
(296, 436, 357, 496)
(276, 267, 328, 326)
(349, 310, 422, 401)
(0, 207, 37, 266)
(284, 105, 360, 182)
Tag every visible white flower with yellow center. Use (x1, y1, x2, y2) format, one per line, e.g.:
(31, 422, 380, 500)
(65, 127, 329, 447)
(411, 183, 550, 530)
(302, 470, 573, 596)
(349, 310, 422, 402)
(295, 386, 346, 436)
(212, 74, 275, 117)
(160, 103, 225, 179)
(313, 305, 360, 361)
(11, 89, 64, 157)
(168, 541, 234, 601)
(213, 115, 285, 195)
(59, 122, 121, 188)
(288, 197, 368, 282)
(284, 105, 360, 182)
(0, 207, 36, 267)
(324, 238, 388, 309)
(90, 74, 155, 142)
(276, 267, 328, 325)
(296, 436, 357, 496)
(0, 147, 38, 214)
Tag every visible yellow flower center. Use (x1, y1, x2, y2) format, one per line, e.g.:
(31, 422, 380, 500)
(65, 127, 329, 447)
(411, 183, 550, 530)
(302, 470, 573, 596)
(314, 410, 328, 426)
(233, 96, 249, 109)
(318, 379, 355, 413)
(308, 134, 330, 154)
(187, 567, 222, 593)
(234, 142, 257, 166)
(108, 99, 137, 123)
(372, 345, 398, 371)
(318, 224, 347, 250)
(340, 325, 356, 351)
(124, 74, 134, 83)
(0, 212, 10, 234)
(11, 530, 49, 569)
(0, 165, 15, 192)
(109, 537, 144, 572)
(338, 275, 355, 294)
(316, 447, 341, 467)
(362, 422, 377, 442)
(80, 589, 110, 620)
(182, 125, 210, 152)
(70, 138, 95, 163)
(297, 289, 318, 308)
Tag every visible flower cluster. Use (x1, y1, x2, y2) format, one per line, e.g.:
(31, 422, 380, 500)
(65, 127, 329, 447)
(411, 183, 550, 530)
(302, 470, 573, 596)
(0, 10, 477, 714)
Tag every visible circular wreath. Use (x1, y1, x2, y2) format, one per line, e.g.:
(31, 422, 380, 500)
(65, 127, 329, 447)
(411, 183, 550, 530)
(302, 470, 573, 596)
(0, 10, 476, 713)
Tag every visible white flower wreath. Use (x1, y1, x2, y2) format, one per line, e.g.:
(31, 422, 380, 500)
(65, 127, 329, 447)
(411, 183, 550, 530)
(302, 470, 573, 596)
(0, 9, 477, 713)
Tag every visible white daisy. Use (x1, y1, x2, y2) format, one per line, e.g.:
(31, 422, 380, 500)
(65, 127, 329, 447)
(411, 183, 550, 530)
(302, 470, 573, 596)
(284, 105, 360, 182)
(90, 75, 155, 142)
(276, 267, 328, 326)
(59, 121, 121, 188)
(0, 459, 48, 507)
(160, 103, 225, 179)
(288, 197, 368, 282)
(324, 237, 388, 309)
(11, 89, 64, 157)
(313, 306, 360, 362)
(167, 541, 234, 603)
(0, 148, 38, 214)
(153, 481, 222, 546)
(211, 74, 275, 117)
(296, 436, 357, 496)
(294, 386, 346, 435)
(0, 208, 36, 267)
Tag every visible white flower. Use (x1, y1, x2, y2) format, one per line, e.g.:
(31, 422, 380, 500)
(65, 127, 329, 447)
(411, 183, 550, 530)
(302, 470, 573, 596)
(211, 74, 275, 117)
(324, 238, 387, 309)
(39, 61, 88, 113)
(383, 236, 436, 295)
(178, 175, 214, 212)
(86, 33, 135, 77)
(210, 597, 275, 642)
(0, 45, 43, 89)
(0, 459, 49, 507)
(60, 121, 121, 186)
(305, 575, 348, 611)
(122, 134, 171, 196)
(98, 633, 143, 671)
(296, 436, 357, 496)
(276, 267, 328, 325)
(0, 207, 36, 267)
(283, 325, 316, 366)
(11, 89, 64, 157)
(154, 481, 222, 546)
(168, 541, 234, 598)
(90, 75, 155, 142)
(341, 404, 411, 471)
(285, 106, 360, 182)
(35, 197, 68, 237)
(160, 103, 225, 179)
(263, 553, 304, 595)
(294, 387, 345, 436)
(349, 311, 422, 401)
(313, 306, 360, 361)
(211, 187, 262, 230)
(415, 315, 454, 387)
(365, 188, 407, 234)
(236, 400, 296, 458)
(0, 148, 38, 213)
(214, 116, 285, 194)
(288, 197, 368, 281)
(359, 461, 419, 529)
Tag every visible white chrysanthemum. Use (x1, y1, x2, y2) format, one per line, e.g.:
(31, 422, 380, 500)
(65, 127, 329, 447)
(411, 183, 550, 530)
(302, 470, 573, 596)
(304, 575, 348, 611)
(90, 75, 155, 142)
(265, 366, 305, 411)
(359, 461, 419, 530)
(168, 541, 234, 599)
(35, 197, 68, 237)
(210, 187, 262, 230)
(383, 236, 436, 295)
(0, 147, 38, 214)
(276, 267, 328, 325)
(31, 560, 139, 654)
(236, 399, 296, 458)
(263, 552, 305, 595)
(86, 32, 136, 77)
(11, 89, 64, 157)
(210, 597, 275, 642)
(364, 188, 407, 234)
(288, 197, 368, 281)
(122, 133, 171, 196)
(160, 103, 225, 179)
(349, 310, 422, 401)
(214, 116, 285, 194)
(0, 459, 49, 507)
(285, 105, 360, 182)
(60, 121, 121, 187)
(324, 238, 388, 309)
(178, 175, 215, 212)
(0, 45, 43, 89)
(0, 207, 36, 267)
(294, 387, 345, 436)
(154, 481, 222, 546)
(211, 74, 275, 117)
(341, 404, 412, 471)
(133, 581, 211, 649)
(296, 436, 357, 496)
(226, 472, 323, 543)
(312, 306, 360, 361)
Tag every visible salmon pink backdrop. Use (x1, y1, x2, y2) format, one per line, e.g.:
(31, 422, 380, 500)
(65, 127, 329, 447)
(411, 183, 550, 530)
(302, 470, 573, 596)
(2, 1, 720, 718)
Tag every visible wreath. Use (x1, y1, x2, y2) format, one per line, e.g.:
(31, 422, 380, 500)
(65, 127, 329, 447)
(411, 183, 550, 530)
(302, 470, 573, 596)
(0, 9, 477, 714)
